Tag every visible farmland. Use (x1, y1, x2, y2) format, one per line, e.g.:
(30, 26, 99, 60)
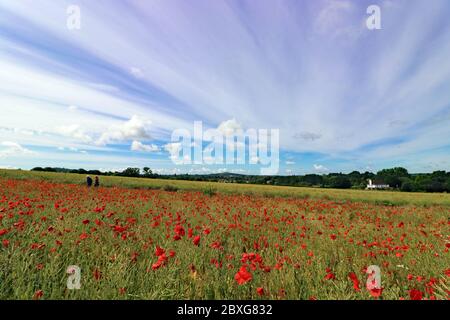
(0, 170, 449, 300)
(1, 169, 450, 207)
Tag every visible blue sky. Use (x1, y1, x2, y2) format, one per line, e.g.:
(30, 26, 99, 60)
(0, 0, 449, 175)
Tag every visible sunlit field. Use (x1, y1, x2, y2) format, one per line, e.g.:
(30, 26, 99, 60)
(1, 170, 449, 207)
(0, 170, 448, 300)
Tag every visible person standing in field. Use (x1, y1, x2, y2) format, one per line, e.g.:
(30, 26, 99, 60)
(86, 175, 93, 187)
(94, 176, 100, 188)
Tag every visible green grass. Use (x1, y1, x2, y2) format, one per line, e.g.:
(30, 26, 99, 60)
(1, 169, 449, 207)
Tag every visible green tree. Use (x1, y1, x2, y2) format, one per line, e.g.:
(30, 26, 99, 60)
(425, 181, 445, 193)
(377, 167, 409, 188)
(143, 167, 153, 176)
(377, 167, 409, 177)
(400, 178, 414, 192)
(329, 176, 352, 189)
(121, 168, 141, 177)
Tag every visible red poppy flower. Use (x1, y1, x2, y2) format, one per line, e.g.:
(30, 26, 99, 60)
(210, 241, 222, 250)
(79, 233, 89, 240)
(324, 272, 335, 280)
(155, 246, 165, 257)
(174, 225, 185, 237)
(173, 234, 181, 241)
(93, 269, 102, 280)
(0, 229, 8, 236)
(113, 225, 126, 233)
(33, 290, 44, 300)
(369, 288, 383, 298)
(445, 269, 450, 277)
(348, 272, 361, 291)
(152, 261, 162, 270)
(152, 253, 168, 270)
(409, 289, 423, 300)
(193, 235, 201, 246)
(256, 287, 264, 296)
(235, 266, 252, 285)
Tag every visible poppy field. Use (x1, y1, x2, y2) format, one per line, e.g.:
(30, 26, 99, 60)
(0, 175, 449, 300)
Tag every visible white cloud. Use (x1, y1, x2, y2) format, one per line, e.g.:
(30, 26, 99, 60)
(14, 128, 35, 136)
(56, 146, 90, 155)
(130, 67, 144, 79)
(68, 105, 78, 112)
(55, 125, 93, 143)
(0, 59, 190, 149)
(0, 165, 18, 169)
(152, 167, 183, 175)
(313, 164, 329, 173)
(285, 160, 295, 165)
(131, 140, 160, 152)
(97, 115, 152, 146)
(250, 156, 260, 164)
(164, 142, 182, 161)
(0, 141, 34, 158)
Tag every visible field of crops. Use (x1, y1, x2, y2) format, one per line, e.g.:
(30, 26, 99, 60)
(0, 171, 449, 300)
(1, 169, 450, 207)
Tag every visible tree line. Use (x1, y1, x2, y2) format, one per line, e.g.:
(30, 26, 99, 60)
(31, 166, 450, 193)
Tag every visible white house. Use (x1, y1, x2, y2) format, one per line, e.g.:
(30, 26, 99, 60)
(366, 179, 390, 190)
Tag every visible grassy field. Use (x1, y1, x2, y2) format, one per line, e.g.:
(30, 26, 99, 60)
(0, 169, 449, 300)
(1, 169, 449, 207)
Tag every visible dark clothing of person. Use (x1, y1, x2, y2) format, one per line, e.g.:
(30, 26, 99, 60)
(86, 176, 93, 187)
(94, 177, 100, 188)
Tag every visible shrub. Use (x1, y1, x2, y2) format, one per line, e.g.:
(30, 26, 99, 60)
(203, 186, 217, 197)
(162, 185, 179, 192)
(400, 181, 414, 192)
